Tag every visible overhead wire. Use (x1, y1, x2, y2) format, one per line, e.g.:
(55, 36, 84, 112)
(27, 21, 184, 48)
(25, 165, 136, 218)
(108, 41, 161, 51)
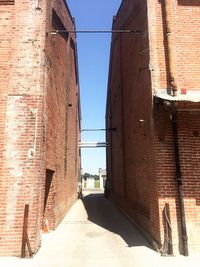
(51, 29, 141, 34)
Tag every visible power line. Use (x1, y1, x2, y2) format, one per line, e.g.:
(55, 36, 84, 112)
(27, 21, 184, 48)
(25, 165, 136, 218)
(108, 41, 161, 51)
(81, 129, 106, 132)
(51, 29, 141, 35)
(81, 128, 116, 132)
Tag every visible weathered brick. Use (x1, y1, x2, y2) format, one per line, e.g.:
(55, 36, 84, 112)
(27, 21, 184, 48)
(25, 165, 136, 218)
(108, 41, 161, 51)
(107, 0, 200, 255)
(0, 0, 80, 256)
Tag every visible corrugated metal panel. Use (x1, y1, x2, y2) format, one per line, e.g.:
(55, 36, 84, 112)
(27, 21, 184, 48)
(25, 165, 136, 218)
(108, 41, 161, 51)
(154, 89, 200, 102)
(0, 0, 14, 4)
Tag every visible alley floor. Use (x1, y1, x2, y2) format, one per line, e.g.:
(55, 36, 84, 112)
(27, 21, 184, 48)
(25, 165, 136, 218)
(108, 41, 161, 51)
(0, 190, 200, 267)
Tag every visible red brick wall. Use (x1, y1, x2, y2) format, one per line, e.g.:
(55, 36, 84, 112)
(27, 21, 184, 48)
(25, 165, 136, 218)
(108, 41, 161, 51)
(64, 38, 80, 207)
(107, 37, 125, 199)
(44, 2, 80, 229)
(107, 0, 200, 255)
(107, 0, 161, 245)
(0, 0, 47, 256)
(0, 0, 80, 256)
(149, 0, 200, 255)
(148, 0, 200, 92)
(0, 6, 13, 184)
(154, 108, 200, 254)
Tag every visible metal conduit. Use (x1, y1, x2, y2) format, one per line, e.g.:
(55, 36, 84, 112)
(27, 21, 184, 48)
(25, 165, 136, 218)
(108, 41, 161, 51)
(171, 108, 189, 256)
(51, 29, 141, 34)
(163, 0, 178, 96)
(162, 0, 188, 256)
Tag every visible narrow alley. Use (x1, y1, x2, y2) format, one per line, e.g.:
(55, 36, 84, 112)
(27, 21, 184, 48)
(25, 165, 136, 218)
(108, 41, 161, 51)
(1, 190, 200, 267)
(0, 0, 200, 264)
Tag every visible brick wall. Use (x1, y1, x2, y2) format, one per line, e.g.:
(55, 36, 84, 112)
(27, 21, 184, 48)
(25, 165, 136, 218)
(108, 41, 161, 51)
(154, 108, 200, 254)
(149, 0, 200, 255)
(0, 0, 80, 256)
(0, 0, 47, 256)
(107, 0, 161, 245)
(107, 0, 200, 255)
(44, 1, 80, 230)
(148, 0, 200, 92)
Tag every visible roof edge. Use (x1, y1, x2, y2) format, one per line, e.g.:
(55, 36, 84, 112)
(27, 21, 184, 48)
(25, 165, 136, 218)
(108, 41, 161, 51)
(63, 0, 75, 25)
(154, 89, 200, 103)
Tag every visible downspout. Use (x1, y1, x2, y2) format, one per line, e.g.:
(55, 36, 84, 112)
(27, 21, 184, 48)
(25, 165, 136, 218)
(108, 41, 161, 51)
(163, 0, 188, 256)
(171, 106, 189, 256)
(163, 0, 178, 96)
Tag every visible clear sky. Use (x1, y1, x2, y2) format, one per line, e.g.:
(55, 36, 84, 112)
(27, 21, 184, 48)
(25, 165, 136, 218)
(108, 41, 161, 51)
(67, 0, 122, 175)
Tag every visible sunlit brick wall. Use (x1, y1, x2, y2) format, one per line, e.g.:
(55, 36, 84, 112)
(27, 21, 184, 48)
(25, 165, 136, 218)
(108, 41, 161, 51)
(0, 0, 80, 256)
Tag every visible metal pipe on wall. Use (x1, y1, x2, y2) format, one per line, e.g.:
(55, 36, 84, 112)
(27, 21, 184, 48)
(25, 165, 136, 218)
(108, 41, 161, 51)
(171, 108, 189, 256)
(163, 0, 188, 255)
(163, 0, 178, 96)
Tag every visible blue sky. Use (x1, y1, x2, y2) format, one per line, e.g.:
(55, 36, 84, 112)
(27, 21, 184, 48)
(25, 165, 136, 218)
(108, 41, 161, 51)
(67, 0, 122, 174)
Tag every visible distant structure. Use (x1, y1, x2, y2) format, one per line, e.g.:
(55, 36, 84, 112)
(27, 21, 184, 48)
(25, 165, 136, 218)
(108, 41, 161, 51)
(106, 0, 200, 256)
(86, 177, 95, 189)
(0, 0, 80, 256)
(99, 168, 107, 189)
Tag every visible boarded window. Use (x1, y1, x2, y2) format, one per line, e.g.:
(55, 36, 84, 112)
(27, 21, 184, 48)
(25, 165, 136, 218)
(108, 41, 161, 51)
(0, 0, 14, 4)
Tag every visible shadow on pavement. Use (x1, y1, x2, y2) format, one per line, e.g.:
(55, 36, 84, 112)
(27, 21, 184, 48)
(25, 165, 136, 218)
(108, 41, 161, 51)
(82, 191, 153, 249)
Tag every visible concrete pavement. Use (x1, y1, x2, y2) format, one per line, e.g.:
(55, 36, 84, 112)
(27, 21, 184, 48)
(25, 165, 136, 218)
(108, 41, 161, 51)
(0, 190, 200, 267)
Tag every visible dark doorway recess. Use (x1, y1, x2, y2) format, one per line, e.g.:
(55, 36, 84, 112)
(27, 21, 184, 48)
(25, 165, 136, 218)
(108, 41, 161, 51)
(43, 169, 55, 230)
(44, 170, 54, 210)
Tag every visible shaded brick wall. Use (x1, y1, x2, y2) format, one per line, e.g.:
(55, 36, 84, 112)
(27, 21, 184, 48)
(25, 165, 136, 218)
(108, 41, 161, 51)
(107, 0, 200, 255)
(107, 0, 161, 245)
(0, 0, 80, 256)
(107, 37, 125, 199)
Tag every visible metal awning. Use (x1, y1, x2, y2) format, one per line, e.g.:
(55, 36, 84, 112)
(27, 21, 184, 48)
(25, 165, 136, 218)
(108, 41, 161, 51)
(154, 89, 200, 102)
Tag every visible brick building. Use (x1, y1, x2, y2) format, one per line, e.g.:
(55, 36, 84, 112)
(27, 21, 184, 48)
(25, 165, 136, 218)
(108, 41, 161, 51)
(106, 0, 200, 255)
(0, 0, 80, 256)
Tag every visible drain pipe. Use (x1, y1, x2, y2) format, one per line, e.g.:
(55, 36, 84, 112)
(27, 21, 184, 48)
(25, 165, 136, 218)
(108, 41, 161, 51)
(171, 106, 189, 256)
(163, 0, 178, 96)
(163, 0, 188, 255)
